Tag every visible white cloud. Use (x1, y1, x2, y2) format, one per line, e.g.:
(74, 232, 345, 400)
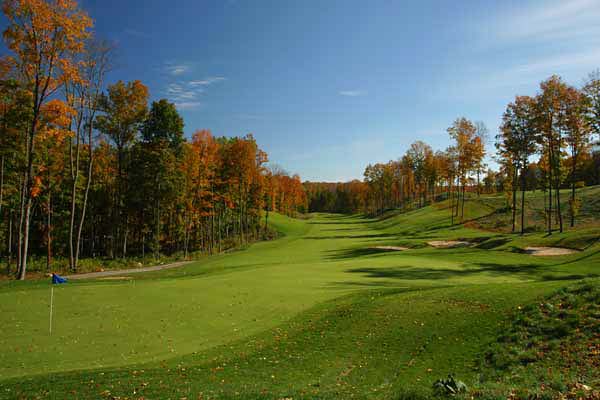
(169, 65, 189, 76)
(492, 0, 600, 43)
(339, 90, 366, 97)
(448, 47, 600, 98)
(445, 1, 600, 100)
(189, 77, 226, 86)
(510, 48, 600, 76)
(174, 101, 202, 110)
(163, 75, 226, 111)
(163, 62, 192, 76)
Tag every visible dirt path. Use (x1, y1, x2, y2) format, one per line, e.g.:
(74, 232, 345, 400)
(66, 261, 194, 280)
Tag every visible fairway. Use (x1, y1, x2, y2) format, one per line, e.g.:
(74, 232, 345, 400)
(1, 207, 598, 398)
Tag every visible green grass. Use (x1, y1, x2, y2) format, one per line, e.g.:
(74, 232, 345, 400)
(465, 185, 600, 233)
(1, 190, 599, 399)
(474, 279, 600, 399)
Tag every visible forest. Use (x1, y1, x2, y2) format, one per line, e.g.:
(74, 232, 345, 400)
(306, 74, 600, 235)
(0, 0, 306, 280)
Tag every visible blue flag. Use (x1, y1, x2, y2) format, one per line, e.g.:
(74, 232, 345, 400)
(52, 273, 68, 284)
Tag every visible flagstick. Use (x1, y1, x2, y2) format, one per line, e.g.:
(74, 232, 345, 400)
(49, 286, 54, 335)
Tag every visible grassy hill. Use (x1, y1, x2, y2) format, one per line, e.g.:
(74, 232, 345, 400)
(1, 189, 599, 399)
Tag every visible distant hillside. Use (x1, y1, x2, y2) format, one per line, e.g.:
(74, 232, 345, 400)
(455, 185, 600, 233)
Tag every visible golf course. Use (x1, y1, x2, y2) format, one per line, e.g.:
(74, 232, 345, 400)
(1, 191, 599, 399)
(2, 1, 600, 398)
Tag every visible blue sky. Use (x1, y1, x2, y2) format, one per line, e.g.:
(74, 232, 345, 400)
(5, 0, 600, 181)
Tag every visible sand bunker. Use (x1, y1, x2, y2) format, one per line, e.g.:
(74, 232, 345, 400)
(371, 246, 409, 251)
(524, 247, 578, 256)
(427, 240, 471, 249)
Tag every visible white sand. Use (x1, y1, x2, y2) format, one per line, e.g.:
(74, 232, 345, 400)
(524, 247, 578, 256)
(427, 240, 471, 248)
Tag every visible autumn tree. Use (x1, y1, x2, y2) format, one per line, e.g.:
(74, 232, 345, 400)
(497, 96, 538, 234)
(66, 39, 112, 271)
(474, 121, 489, 196)
(447, 117, 478, 221)
(406, 141, 433, 207)
(3, 0, 92, 279)
(36, 99, 73, 269)
(0, 58, 30, 272)
(563, 86, 591, 227)
(582, 70, 600, 143)
(136, 99, 184, 258)
(95, 80, 148, 257)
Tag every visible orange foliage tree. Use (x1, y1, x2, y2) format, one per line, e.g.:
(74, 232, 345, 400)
(3, 0, 92, 279)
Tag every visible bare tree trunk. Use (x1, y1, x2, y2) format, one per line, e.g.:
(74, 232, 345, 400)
(218, 208, 222, 253)
(19, 105, 43, 280)
(123, 218, 128, 259)
(543, 187, 547, 231)
(555, 179, 563, 233)
(520, 166, 526, 235)
(0, 155, 4, 218)
(570, 180, 575, 228)
(68, 132, 81, 271)
(461, 183, 466, 220)
(46, 186, 52, 271)
(547, 154, 553, 235)
(511, 167, 518, 233)
(455, 178, 461, 219)
(570, 149, 577, 228)
(450, 178, 454, 225)
(19, 195, 32, 280)
(184, 211, 190, 259)
(556, 130, 564, 233)
(17, 175, 28, 280)
(16, 175, 24, 277)
(154, 182, 161, 260)
(7, 210, 12, 274)
(75, 126, 94, 269)
(115, 145, 124, 259)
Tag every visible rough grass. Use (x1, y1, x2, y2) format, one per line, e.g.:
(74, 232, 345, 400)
(466, 186, 600, 233)
(0, 189, 599, 399)
(473, 279, 600, 399)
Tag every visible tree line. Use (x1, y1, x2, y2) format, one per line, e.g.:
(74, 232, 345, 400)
(306, 73, 600, 235)
(0, 0, 305, 279)
(497, 74, 599, 234)
(305, 119, 487, 221)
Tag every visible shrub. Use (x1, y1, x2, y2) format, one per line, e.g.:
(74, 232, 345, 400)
(433, 374, 468, 396)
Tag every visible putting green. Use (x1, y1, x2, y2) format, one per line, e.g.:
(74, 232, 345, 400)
(0, 210, 598, 382)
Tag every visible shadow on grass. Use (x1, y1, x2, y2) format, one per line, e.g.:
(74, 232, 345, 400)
(323, 247, 409, 259)
(322, 227, 366, 232)
(307, 220, 371, 226)
(476, 238, 511, 249)
(303, 233, 397, 240)
(324, 246, 488, 261)
(329, 263, 600, 288)
(554, 247, 600, 266)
